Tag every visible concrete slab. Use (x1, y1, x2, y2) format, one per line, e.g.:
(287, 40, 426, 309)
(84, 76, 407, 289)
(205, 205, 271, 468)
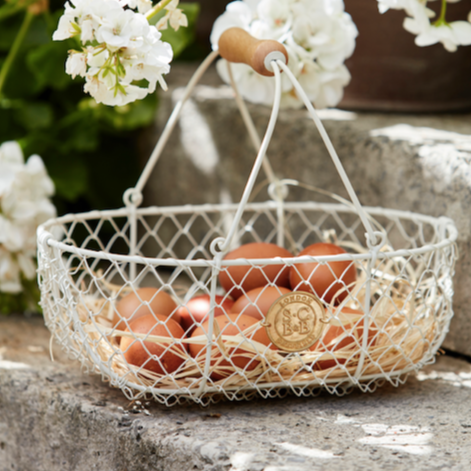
(1, 314, 471, 471)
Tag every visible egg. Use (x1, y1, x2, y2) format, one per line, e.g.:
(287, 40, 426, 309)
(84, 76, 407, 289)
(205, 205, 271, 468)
(120, 313, 186, 375)
(189, 313, 273, 380)
(113, 287, 180, 333)
(290, 243, 357, 304)
(218, 242, 293, 299)
(311, 307, 378, 370)
(230, 286, 292, 320)
(177, 294, 235, 334)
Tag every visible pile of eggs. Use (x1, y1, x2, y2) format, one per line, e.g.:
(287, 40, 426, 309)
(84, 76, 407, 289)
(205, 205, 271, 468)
(115, 241, 373, 379)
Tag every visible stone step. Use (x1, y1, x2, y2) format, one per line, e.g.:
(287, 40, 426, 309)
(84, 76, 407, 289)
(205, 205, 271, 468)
(139, 64, 471, 357)
(1, 314, 471, 470)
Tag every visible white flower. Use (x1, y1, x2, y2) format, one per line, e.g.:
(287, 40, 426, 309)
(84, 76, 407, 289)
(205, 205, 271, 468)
(17, 253, 37, 280)
(257, 0, 292, 30)
(157, 0, 189, 31)
(0, 166, 16, 199)
(95, 9, 144, 49)
(217, 61, 277, 106)
(377, 0, 416, 14)
(378, 0, 471, 52)
(86, 47, 109, 69)
(210, 1, 254, 48)
(211, 0, 357, 109)
(53, 0, 179, 106)
(124, 37, 172, 81)
(122, 0, 152, 14)
(0, 142, 56, 294)
(169, 9, 188, 31)
(0, 217, 26, 253)
(313, 64, 351, 109)
(405, 17, 471, 52)
(85, 79, 148, 106)
(65, 51, 87, 78)
(0, 142, 23, 197)
(0, 141, 24, 165)
(52, 8, 78, 40)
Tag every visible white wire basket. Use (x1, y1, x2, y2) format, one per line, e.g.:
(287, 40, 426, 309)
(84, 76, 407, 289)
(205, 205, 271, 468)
(37, 29, 458, 406)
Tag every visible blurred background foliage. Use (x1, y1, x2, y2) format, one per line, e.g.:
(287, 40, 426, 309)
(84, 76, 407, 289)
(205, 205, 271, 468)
(0, 0, 200, 217)
(0, 0, 199, 313)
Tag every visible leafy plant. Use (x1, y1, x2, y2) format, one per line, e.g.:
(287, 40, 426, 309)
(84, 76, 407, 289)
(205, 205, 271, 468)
(0, 0, 199, 313)
(0, 0, 199, 213)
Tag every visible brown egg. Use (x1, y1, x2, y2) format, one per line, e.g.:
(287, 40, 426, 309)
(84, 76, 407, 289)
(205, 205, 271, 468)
(230, 286, 292, 320)
(177, 294, 234, 334)
(120, 313, 186, 375)
(290, 243, 357, 304)
(219, 242, 293, 299)
(311, 307, 378, 370)
(189, 313, 273, 380)
(113, 287, 179, 333)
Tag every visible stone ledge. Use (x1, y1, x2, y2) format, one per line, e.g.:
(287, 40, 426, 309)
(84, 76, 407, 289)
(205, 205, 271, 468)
(2, 314, 471, 471)
(139, 63, 471, 356)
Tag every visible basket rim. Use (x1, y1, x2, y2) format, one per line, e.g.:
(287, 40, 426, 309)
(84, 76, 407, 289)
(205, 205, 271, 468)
(37, 201, 458, 268)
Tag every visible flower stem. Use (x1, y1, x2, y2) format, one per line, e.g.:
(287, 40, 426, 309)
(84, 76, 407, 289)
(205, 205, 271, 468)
(145, 0, 174, 21)
(0, 10, 34, 99)
(433, 0, 448, 26)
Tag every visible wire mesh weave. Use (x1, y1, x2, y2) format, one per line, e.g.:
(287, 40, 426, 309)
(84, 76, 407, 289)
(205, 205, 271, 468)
(37, 51, 458, 406)
(37, 201, 457, 406)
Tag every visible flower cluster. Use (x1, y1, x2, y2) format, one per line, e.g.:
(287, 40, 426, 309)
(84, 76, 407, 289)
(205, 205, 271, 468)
(53, 0, 188, 106)
(378, 0, 471, 52)
(211, 0, 357, 109)
(0, 142, 56, 294)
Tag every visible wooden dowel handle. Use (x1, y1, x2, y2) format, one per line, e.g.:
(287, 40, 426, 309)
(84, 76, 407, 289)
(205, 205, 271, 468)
(218, 27, 288, 77)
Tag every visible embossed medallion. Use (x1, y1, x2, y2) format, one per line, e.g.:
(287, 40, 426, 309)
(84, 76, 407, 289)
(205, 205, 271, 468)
(265, 291, 325, 352)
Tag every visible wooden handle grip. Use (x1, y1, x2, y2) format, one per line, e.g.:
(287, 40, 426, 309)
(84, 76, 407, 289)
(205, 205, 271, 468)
(218, 27, 288, 77)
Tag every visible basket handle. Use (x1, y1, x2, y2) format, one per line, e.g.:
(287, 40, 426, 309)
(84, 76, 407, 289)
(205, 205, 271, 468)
(125, 30, 381, 255)
(218, 27, 289, 76)
(273, 60, 380, 247)
(124, 29, 287, 206)
(213, 30, 380, 250)
(210, 56, 381, 253)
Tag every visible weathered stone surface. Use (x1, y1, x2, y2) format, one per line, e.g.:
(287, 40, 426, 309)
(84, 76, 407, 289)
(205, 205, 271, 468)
(2, 314, 471, 471)
(140, 64, 471, 356)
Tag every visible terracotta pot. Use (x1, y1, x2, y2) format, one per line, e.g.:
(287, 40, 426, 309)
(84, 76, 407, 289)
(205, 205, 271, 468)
(341, 0, 471, 112)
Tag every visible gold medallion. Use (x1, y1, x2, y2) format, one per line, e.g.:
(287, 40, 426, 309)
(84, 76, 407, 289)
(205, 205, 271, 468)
(264, 291, 325, 353)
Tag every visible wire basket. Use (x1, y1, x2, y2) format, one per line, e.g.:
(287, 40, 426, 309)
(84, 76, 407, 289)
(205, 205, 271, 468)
(37, 29, 458, 406)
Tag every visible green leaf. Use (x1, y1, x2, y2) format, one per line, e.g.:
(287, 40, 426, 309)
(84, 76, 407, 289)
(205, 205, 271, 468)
(0, 53, 41, 98)
(24, 14, 50, 47)
(0, 1, 24, 23)
(82, 133, 140, 210)
(13, 101, 53, 130)
(26, 40, 74, 90)
(150, 3, 200, 58)
(55, 108, 100, 153)
(0, 13, 50, 98)
(40, 151, 89, 202)
(0, 12, 51, 51)
(0, 12, 23, 51)
(0, 101, 22, 141)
